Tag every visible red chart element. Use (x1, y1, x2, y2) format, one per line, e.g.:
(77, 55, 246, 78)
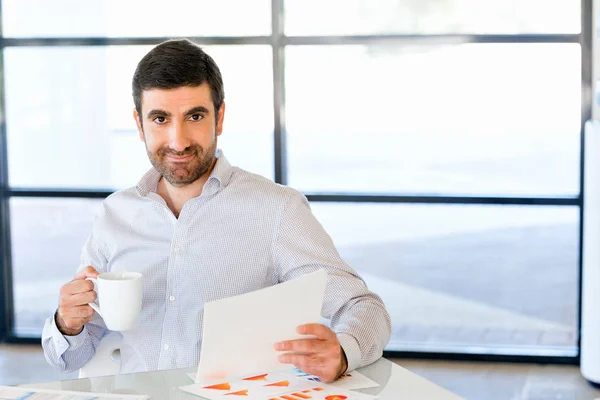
(203, 382, 231, 391)
(225, 389, 249, 396)
(271, 388, 350, 400)
(265, 380, 290, 387)
(243, 373, 268, 381)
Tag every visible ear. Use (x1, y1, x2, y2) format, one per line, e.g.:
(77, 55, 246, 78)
(133, 108, 144, 141)
(216, 102, 226, 137)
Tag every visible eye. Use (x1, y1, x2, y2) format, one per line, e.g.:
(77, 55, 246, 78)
(153, 116, 166, 124)
(189, 114, 203, 121)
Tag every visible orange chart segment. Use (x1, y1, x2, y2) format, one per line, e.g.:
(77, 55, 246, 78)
(243, 373, 268, 381)
(324, 396, 348, 400)
(225, 389, 249, 396)
(265, 380, 290, 387)
(291, 392, 312, 399)
(203, 382, 231, 391)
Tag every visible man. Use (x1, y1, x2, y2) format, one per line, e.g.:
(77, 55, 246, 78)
(42, 39, 391, 382)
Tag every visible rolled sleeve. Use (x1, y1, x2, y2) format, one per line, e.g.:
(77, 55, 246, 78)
(337, 332, 362, 373)
(42, 313, 70, 358)
(42, 311, 106, 373)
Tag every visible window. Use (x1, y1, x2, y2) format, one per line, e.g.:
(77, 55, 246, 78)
(311, 203, 579, 355)
(5, 45, 273, 189)
(2, 0, 271, 37)
(285, 0, 580, 35)
(10, 198, 102, 336)
(286, 44, 581, 196)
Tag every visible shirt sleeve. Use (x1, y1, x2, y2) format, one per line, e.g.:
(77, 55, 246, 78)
(272, 189, 392, 372)
(41, 212, 110, 373)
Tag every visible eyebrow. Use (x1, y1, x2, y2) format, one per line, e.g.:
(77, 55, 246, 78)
(146, 109, 171, 119)
(146, 106, 210, 120)
(184, 106, 210, 117)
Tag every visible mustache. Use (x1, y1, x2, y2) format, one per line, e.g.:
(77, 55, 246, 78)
(157, 145, 202, 157)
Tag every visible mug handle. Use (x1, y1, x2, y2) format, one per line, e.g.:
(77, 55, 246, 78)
(85, 277, 103, 317)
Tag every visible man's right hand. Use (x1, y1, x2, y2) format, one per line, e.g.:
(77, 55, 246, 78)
(56, 266, 99, 336)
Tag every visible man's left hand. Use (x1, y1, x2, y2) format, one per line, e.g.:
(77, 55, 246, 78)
(274, 323, 347, 383)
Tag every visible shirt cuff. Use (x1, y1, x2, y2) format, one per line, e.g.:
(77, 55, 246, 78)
(50, 311, 89, 352)
(337, 332, 361, 373)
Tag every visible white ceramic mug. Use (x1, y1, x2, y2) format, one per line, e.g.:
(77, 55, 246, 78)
(86, 272, 143, 331)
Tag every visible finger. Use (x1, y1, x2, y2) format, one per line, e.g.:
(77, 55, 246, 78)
(73, 266, 100, 280)
(62, 279, 94, 295)
(279, 354, 340, 383)
(60, 317, 91, 332)
(66, 315, 93, 325)
(297, 324, 337, 340)
(278, 353, 322, 369)
(278, 356, 338, 382)
(67, 305, 95, 319)
(66, 291, 97, 307)
(274, 339, 327, 353)
(59, 305, 94, 322)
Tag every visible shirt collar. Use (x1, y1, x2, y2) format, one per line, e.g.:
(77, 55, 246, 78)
(136, 149, 233, 197)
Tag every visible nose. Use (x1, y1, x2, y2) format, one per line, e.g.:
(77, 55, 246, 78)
(168, 121, 191, 152)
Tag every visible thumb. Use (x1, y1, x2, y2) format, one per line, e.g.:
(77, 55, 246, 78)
(73, 266, 100, 280)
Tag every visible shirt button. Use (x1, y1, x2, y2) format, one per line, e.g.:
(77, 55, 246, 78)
(169, 296, 175, 302)
(174, 247, 180, 253)
(164, 344, 169, 350)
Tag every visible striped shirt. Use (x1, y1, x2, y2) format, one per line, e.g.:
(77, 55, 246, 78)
(41, 150, 391, 374)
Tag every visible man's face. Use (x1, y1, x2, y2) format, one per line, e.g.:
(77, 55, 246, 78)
(134, 83, 225, 187)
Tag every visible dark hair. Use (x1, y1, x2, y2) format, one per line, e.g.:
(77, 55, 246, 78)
(132, 39, 224, 118)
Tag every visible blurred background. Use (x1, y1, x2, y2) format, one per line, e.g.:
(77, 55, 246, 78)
(0, 0, 584, 367)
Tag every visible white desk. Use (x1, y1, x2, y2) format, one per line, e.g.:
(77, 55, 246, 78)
(22, 358, 463, 399)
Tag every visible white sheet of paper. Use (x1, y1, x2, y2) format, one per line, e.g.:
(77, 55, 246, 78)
(0, 385, 149, 399)
(197, 269, 327, 382)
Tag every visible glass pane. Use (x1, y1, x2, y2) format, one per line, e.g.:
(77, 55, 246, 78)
(286, 44, 581, 197)
(311, 202, 579, 355)
(5, 45, 273, 189)
(285, 0, 580, 35)
(3, 0, 270, 37)
(11, 198, 103, 336)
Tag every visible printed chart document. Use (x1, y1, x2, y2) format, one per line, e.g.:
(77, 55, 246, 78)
(180, 371, 377, 399)
(0, 385, 149, 399)
(197, 269, 327, 382)
(187, 368, 379, 390)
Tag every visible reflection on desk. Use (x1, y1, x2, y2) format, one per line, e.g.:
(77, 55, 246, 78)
(22, 358, 463, 400)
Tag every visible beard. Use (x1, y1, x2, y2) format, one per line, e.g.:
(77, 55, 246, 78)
(147, 140, 217, 187)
